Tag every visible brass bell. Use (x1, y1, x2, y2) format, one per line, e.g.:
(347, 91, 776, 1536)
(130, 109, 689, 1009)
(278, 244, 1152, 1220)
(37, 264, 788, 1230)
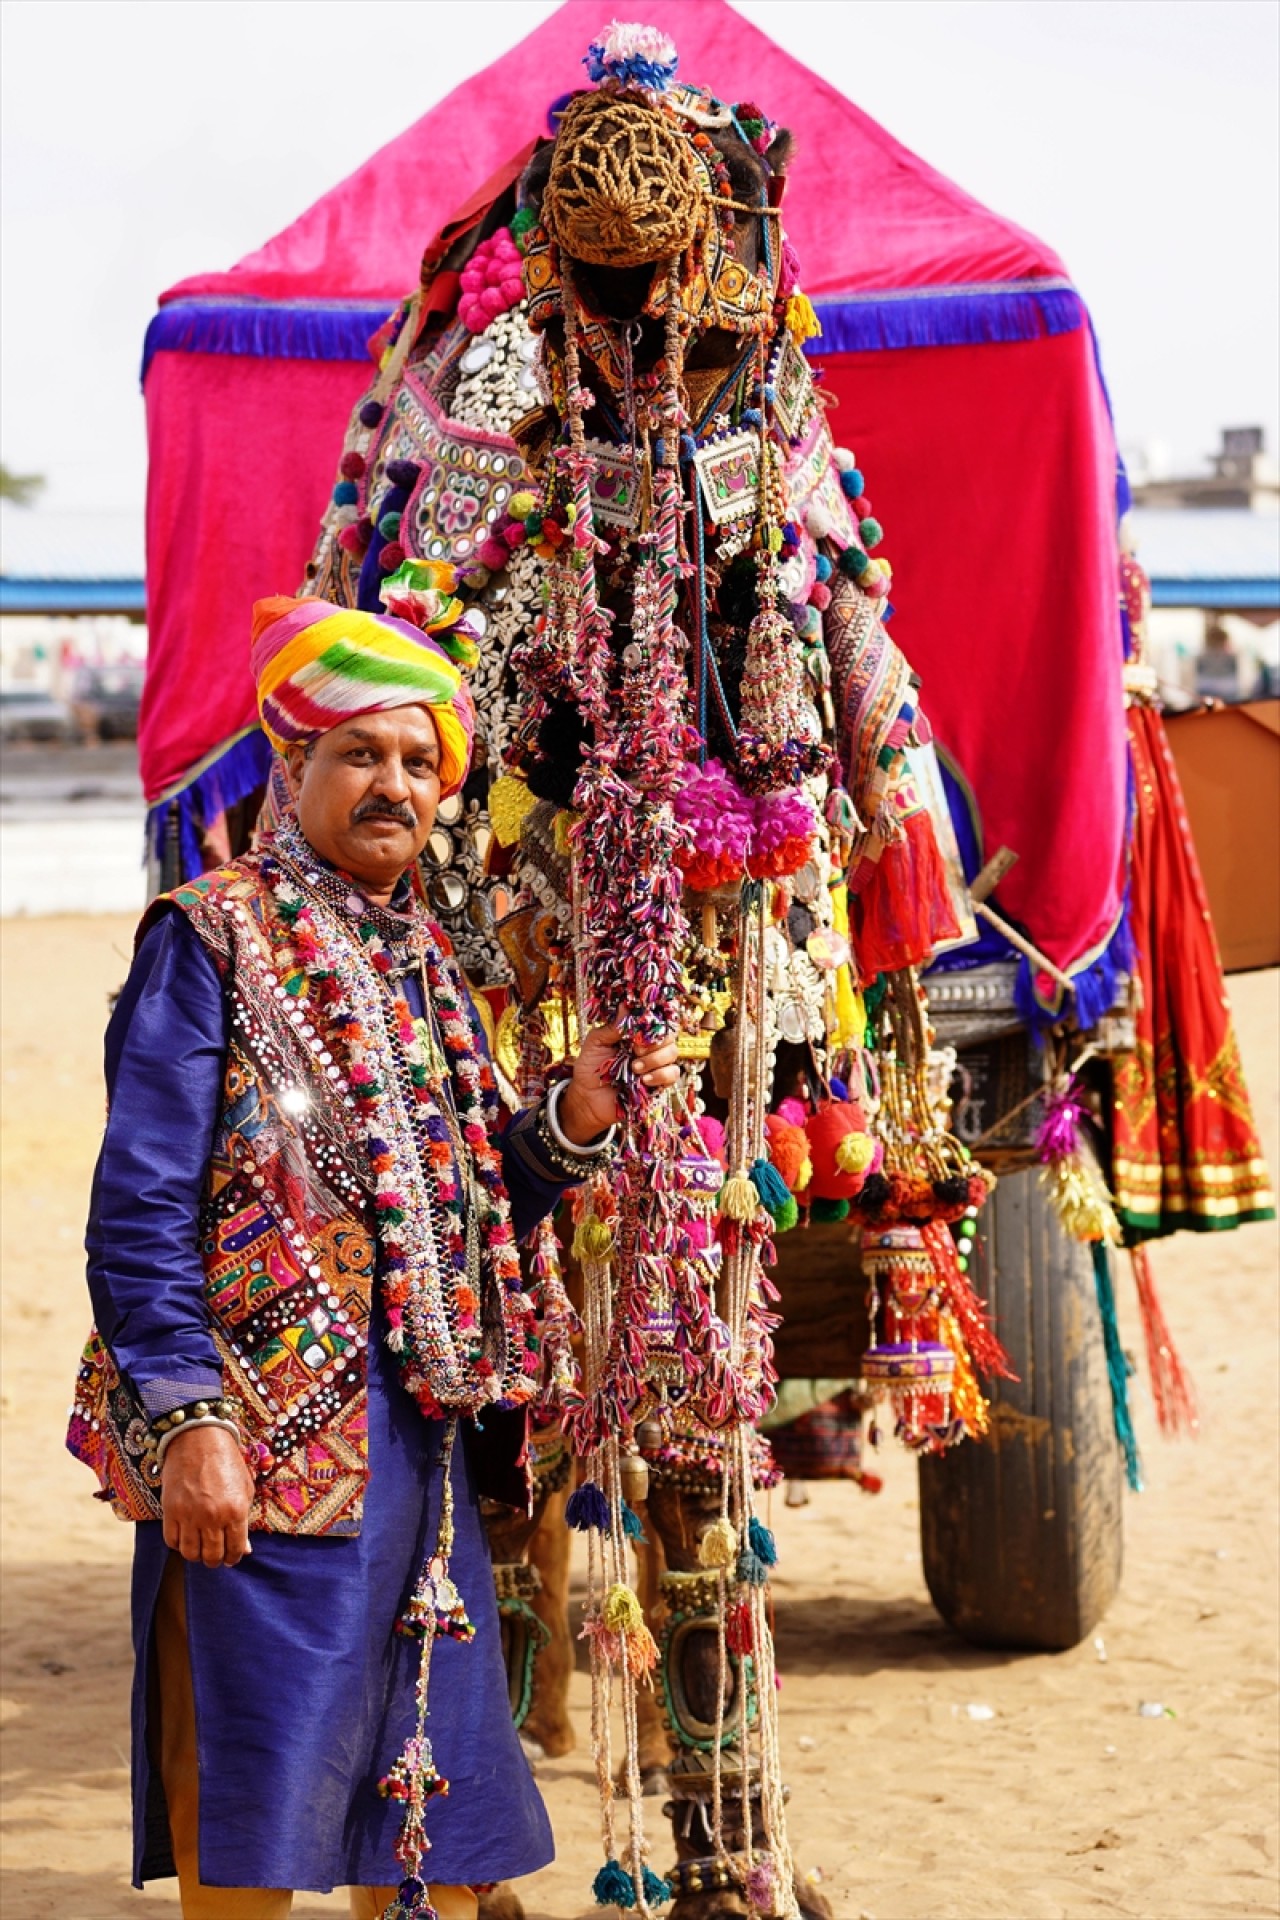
(619, 1448, 651, 1508)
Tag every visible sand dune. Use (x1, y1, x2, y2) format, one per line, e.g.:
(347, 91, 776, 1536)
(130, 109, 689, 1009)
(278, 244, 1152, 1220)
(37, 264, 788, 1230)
(1, 916, 1275, 1919)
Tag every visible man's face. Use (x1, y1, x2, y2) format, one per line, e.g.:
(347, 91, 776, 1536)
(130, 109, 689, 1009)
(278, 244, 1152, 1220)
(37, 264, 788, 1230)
(284, 705, 442, 896)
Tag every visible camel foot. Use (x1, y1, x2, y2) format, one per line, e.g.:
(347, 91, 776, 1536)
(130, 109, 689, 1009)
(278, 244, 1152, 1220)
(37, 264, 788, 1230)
(612, 1762, 671, 1799)
(518, 1712, 575, 1760)
(477, 1884, 524, 1920)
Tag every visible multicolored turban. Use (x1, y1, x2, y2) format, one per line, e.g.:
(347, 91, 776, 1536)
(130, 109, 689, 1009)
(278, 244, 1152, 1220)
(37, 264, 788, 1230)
(251, 596, 475, 796)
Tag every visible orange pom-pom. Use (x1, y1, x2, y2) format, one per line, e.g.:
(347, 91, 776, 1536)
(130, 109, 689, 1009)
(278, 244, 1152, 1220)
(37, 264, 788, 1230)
(764, 1112, 812, 1194)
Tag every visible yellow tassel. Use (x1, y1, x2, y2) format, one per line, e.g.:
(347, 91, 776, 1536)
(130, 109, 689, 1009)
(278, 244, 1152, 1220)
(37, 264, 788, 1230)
(835, 1132, 875, 1176)
(572, 1215, 615, 1263)
(697, 1518, 739, 1569)
(1043, 1157, 1121, 1246)
(795, 1152, 813, 1192)
(717, 1173, 760, 1224)
(785, 291, 822, 344)
(488, 773, 537, 848)
(602, 1583, 645, 1634)
(940, 1308, 989, 1438)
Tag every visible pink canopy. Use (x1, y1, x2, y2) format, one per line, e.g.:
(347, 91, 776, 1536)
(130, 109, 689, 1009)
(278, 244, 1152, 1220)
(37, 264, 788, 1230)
(141, 0, 1126, 1010)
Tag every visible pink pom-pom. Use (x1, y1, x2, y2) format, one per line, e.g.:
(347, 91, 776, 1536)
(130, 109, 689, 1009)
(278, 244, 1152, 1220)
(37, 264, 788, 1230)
(775, 1096, 807, 1128)
(673, 759, 755, 890)
(808, 581, 832, 612)
(378, 541, 406, 572)
(477, 536, 509, 570)
(337, 523, 366, 555)
(501, 522, 526, 550)
(456, 225, 525, 334)
(854, 495, 872, 519)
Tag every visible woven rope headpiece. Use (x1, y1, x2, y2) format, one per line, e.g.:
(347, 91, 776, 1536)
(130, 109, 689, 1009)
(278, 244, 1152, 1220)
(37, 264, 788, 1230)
(543, 91, 704, 266)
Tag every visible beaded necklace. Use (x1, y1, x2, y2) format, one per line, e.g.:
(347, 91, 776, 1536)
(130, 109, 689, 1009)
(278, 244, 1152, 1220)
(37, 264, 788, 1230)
(264, 819, 537, 1419)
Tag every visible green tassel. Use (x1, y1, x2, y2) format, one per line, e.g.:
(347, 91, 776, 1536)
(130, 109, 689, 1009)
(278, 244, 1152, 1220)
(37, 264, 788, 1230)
(641, 1865, 673, 1905)
(772, 1193, 799, 1233)
(810, 1196, 850, 1223)
(750, 1156, 797, 1229)
(1092, 1243, 1143, 1491)
(748, 1515, 777, 1565)
(593, 1859, 637, 1909)
(736, 1546, 770, 1586)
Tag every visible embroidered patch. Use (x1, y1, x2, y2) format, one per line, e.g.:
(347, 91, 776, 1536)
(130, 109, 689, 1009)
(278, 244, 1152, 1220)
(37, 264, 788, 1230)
(377, 367, 525, 563)
(693, 430, 762, 525)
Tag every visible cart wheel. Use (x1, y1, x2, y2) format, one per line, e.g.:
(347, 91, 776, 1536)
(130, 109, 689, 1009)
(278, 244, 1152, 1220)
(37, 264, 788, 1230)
(918, 1163, 1124, 1650)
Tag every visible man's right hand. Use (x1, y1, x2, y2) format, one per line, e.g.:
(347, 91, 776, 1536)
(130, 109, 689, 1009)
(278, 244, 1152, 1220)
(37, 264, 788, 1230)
(161, 1425, 256, 1567)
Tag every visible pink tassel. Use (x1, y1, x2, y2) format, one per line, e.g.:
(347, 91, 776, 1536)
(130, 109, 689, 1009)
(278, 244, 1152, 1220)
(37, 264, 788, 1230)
(1036, 1080, 1085, 1163)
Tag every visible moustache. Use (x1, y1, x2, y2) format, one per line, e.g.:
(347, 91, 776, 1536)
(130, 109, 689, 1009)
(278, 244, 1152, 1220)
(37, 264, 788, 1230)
(351, 799, 417, 828)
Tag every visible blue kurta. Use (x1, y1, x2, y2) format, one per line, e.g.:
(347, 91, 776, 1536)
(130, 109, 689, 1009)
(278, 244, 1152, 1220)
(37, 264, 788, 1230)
(88, 910, 567, 1891)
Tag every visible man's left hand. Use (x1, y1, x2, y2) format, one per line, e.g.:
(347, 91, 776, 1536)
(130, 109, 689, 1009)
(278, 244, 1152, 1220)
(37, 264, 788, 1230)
(558, 1025, 680, 1145)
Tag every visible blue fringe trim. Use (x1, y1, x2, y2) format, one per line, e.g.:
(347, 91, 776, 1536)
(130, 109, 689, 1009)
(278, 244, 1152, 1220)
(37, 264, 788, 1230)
(808, 279, 1084, 356)
(1013, 908, 1134, 1034)
(142, 299, 393, 382)
(146, 726, 275, 882)
(142, 282, 1085, 383)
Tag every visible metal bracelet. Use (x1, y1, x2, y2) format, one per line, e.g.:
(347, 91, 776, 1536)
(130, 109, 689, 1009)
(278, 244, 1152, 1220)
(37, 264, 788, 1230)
(155, 1415, 243, 1466)
(545, 1079, 617, 1160)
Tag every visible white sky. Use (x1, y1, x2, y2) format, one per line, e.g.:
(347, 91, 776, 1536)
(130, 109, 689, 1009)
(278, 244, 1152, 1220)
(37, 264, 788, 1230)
(1, 0, 1277, 522)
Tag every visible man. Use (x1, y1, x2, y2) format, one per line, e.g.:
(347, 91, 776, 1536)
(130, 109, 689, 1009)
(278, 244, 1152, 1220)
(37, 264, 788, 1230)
(68, 594, 677, 1920)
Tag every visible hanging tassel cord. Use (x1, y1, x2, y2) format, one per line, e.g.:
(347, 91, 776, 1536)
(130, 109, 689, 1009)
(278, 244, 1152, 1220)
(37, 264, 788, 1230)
(1131, 1245, 1199, 1439)
(1092, 1244, 1143, 1493)
(919, 1221, 1018, 1383)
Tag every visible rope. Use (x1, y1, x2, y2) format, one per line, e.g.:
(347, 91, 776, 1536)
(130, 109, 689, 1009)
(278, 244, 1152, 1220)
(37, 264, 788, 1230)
(544, 92, 705, 266)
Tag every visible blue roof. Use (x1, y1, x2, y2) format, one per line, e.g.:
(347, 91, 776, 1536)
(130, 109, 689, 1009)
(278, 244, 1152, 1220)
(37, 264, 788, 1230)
(1131, 506, 1280, 609)
(0, 576, 146, 614)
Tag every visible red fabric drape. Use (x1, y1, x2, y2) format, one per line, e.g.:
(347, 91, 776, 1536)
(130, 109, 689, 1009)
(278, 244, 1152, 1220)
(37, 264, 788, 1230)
(819, 326, 1127, 976)
(161, 0, 1063, 309)
(140, 354, 371, 798)
(1112, 704, 1275, 1237)
(138, 0, 1124, 980)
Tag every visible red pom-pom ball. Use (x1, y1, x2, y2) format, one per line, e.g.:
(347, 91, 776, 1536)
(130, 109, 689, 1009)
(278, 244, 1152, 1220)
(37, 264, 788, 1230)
(805, 1100, 875, 1201)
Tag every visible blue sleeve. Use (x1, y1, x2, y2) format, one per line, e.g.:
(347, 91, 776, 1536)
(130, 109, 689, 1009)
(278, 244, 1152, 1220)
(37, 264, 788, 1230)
(432, 943, 581, 1242)
(501, 1104, 578, 1243)
(84, 911, 228, 1417)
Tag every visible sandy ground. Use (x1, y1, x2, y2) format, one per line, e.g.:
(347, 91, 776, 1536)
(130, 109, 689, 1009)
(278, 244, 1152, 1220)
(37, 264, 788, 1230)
(1, 915, 1276, 1920)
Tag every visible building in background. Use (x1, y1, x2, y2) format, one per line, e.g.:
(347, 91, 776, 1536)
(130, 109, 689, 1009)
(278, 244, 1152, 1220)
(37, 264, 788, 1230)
(1128, 428, 1280, 704)
(0, 504, 146, 740)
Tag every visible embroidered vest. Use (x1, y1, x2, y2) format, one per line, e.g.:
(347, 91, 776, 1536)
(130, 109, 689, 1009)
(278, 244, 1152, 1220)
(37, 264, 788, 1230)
(67, 853, 520, 1537)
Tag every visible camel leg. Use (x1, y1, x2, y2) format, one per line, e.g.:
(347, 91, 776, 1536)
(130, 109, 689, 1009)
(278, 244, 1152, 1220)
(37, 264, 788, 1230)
(520, 1477, 576, 1759)
(640, 1476, 833, 1920)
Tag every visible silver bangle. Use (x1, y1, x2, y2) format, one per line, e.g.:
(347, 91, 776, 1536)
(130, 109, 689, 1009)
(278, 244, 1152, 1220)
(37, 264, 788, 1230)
(547, 1080, 617, 1158)
(156, 1415, 243, 1466)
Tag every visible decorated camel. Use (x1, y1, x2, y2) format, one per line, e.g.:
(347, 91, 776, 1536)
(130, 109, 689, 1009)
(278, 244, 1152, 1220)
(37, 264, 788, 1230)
(293, 23, 1010, 1920)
